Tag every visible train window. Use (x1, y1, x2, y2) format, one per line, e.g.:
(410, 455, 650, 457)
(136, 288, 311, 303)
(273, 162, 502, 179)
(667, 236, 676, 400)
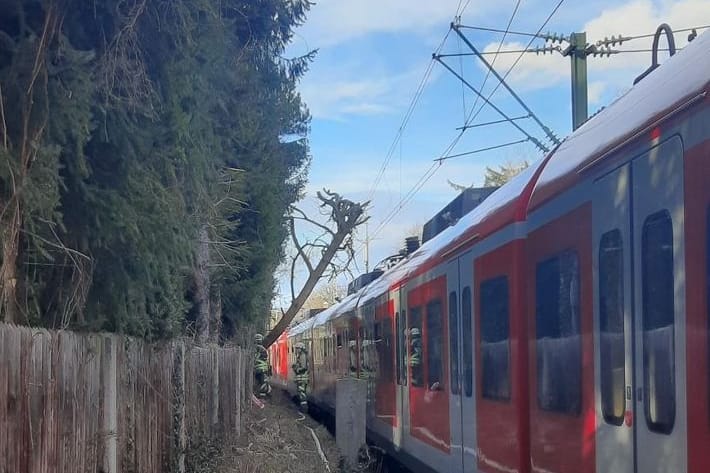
(426, 300, 444, 389)
(374, 322, 382, 342)
(462, 287, 473, 398)
(449, 291, 460, 395)
(337, 334, 343, 349)
(410, 307, 424, 387)
(599, 230, 625, 426)
(536, 250, 581, 415)
(642, 210, 675, 434)
(481, 276, 511, 401)
(397, 311, 407, 386)
(382, 317, 394, 382)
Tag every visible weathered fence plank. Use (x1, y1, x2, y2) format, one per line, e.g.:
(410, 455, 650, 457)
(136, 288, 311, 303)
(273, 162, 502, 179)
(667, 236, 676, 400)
(0, 324, 247, 473)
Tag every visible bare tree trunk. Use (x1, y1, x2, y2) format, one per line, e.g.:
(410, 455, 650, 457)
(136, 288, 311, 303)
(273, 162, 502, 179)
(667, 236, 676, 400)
(263, 236, 342, 348)
(194, 225, 211, 343)
(210, 284, 222, 342)
(0, 204, 21, 323)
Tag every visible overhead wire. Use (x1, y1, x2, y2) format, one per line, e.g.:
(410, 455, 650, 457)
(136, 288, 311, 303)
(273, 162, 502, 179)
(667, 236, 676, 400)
(366, 0, 529, 243)
(435, 139, 529, 162)
(367, 0, 545, 243)
(463, 0, 566, 130)
(465, 0, 522, 120)
(618, 25, 709, 42)
(458, 24, 547, 38)
(457, 31, 468, 121)
(366, 28, 453, 202)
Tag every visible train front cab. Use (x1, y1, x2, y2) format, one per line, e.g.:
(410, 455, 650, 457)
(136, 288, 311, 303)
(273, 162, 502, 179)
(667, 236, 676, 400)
(525, 97, 710, 472)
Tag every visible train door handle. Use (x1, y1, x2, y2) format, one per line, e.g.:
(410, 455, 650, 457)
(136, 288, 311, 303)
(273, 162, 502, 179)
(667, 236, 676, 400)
(637, 387, 643, 402)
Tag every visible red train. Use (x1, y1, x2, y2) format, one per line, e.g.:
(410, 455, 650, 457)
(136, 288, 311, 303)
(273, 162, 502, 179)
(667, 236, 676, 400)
(270, 31, 710, 473)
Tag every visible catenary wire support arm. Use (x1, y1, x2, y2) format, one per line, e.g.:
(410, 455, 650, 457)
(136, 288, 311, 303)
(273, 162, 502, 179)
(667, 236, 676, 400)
(437, 46, 561, 58)
(455, 114, 530, 131)
(451, 23, 561, 145)
(433, 54, 549, 153)
(435, 138, 530, 162)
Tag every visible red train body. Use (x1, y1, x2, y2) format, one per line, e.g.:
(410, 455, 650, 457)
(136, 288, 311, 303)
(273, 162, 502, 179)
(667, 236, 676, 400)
(270, 31, 710, 473)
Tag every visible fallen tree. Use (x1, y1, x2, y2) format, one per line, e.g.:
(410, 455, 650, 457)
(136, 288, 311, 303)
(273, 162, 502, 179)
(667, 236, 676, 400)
(263, 190, 368, 348)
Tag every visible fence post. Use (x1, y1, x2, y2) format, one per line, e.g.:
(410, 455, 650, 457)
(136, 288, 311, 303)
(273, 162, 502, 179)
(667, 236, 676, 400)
(211, 347, 219, 431)
(103, 336, 118, 473)
(172, 341, 187, 473)
(235, 349, 242, 437)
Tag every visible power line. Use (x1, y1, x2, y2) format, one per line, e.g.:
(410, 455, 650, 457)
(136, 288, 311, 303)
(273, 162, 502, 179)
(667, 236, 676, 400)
(465, 0, 522, 124)
(455, 115, 529, 131)
(606, 25, 709, 43)
(366, 28, 453, 202)
(435, 139, 529, 162)
(438, 47, 561, 57)
(362, 1, 568, 252)
(458, 0, 474, 17)
(462, 0, 566, 132)
(456, 30, 468, 121)
(433, 57, 550, 152)
(457, 24, 546, 39)
(450, 23, 560, 145)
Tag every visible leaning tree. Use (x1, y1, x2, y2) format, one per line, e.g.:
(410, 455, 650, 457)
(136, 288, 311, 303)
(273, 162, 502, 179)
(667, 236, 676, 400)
(263, 189, 368, 348)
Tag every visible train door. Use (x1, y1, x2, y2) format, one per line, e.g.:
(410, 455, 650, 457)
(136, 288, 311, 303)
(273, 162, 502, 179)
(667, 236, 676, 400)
(394, 287, 408, 450)
(457, 252, 477, 471)
(445, 259, 464, 473)
(407, 275, 450, 467)
(593, 137, 687, 473)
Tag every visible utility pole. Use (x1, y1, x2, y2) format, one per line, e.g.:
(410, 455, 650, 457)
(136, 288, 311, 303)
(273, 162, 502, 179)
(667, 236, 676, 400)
(563, 32, 589, 131)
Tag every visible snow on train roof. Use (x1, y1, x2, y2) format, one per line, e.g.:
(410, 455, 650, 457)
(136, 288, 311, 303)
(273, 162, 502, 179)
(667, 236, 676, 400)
(298, 158, 544, 332)
(531, 30, 710, 208)
(288, 314, 315, 336)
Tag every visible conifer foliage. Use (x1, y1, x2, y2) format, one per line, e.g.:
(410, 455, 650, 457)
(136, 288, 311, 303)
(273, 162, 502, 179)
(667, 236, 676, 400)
(0, 0, 314, 340)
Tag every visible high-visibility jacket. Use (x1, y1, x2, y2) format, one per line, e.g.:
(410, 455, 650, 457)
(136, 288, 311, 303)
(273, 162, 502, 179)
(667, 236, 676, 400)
(254, 345, 270, 374)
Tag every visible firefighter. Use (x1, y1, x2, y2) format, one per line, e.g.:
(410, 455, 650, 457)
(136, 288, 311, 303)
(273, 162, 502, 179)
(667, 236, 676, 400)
(292, 341, 309, 411)
(253, 333, 272, 397)
(409, 327, 423, 386)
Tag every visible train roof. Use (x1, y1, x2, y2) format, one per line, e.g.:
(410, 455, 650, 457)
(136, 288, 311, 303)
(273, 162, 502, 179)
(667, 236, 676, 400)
(289, 315, 315, 336)
(529, 29, 710, 210)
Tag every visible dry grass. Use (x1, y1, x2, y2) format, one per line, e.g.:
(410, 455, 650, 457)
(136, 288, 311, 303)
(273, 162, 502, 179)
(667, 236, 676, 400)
(215, 390, 341, 473)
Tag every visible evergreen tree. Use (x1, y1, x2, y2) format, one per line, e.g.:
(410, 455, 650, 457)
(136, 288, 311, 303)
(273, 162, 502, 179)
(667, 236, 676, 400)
(0, 0, 314, 339)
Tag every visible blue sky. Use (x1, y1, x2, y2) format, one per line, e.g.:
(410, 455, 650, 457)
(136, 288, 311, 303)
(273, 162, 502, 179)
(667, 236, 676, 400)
(275, 0, 710, 307)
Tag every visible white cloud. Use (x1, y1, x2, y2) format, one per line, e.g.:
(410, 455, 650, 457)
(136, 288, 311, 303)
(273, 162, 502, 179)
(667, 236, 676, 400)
(480, 41, 568, 91)
(300, 74, 393, 119)
(588, 81, 607, 105)
(479, 0, 710, 93)
(298, 0, 496, 48)
(300, 64, 434, 119)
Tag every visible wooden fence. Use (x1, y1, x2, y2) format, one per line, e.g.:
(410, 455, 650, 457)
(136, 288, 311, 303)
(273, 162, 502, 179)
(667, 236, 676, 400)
(0, 323, 248, 473)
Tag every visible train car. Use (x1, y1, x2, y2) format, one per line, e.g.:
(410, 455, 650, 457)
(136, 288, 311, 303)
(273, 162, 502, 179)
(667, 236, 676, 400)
(272, 30, 710, 473)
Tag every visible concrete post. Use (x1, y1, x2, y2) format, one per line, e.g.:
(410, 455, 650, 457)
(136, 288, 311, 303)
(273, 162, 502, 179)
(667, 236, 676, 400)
(336, 378, 367, 467)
